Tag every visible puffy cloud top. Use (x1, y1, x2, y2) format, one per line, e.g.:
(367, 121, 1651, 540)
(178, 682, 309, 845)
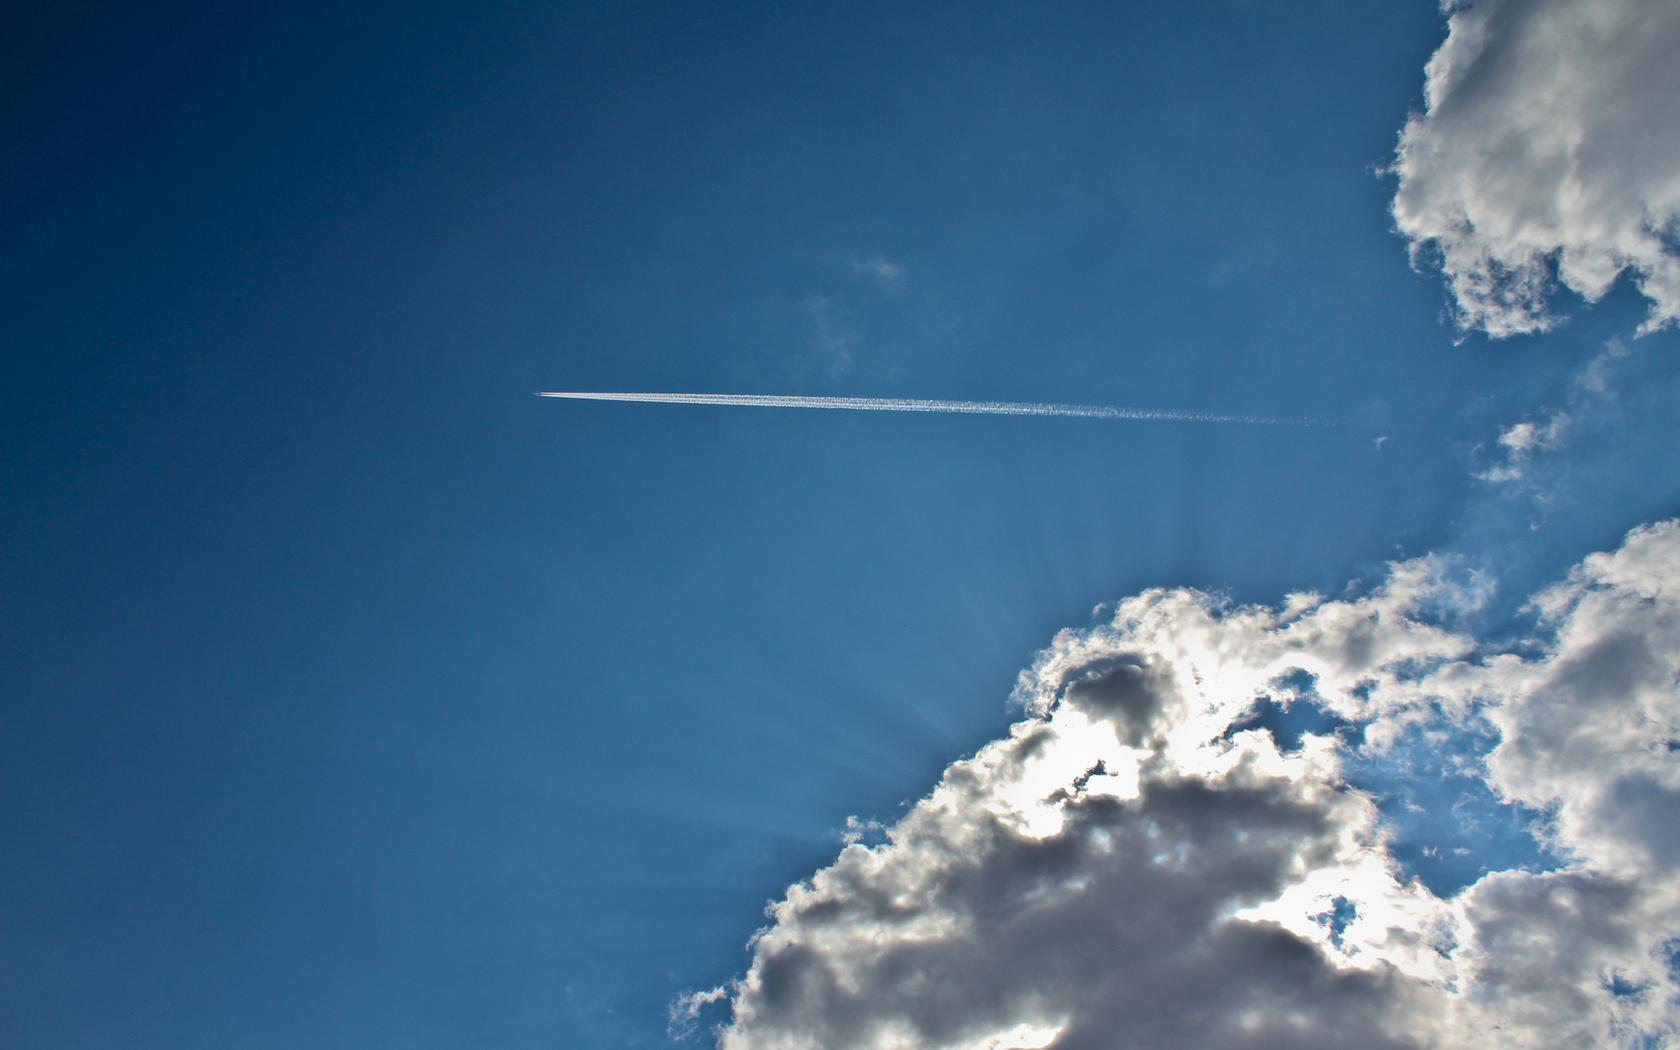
(686, 523, 1680, 1049)
(1391, 0, 1680, 338)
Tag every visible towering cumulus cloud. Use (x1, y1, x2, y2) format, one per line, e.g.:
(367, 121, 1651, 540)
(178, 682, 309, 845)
(1391, 0, 1680, 337)
(687, 523, 1680, 1049)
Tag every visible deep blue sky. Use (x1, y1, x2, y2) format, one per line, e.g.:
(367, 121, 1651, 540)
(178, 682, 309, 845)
(4, 2, 1677, 1047)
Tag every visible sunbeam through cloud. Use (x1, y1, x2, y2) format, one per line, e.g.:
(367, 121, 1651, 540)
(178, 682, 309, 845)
(11, 2, 1680, 1048)
(680, 523, 1680, 1050)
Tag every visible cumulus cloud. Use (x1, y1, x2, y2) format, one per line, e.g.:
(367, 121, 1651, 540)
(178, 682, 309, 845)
(684, 523, 1680, 1049)
(1391, 0, 1680, 338)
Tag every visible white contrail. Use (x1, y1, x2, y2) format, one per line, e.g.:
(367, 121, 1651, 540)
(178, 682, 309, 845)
(537, 391, 1308, 425)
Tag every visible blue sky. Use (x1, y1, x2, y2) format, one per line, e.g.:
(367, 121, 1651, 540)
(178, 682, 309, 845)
(4, 1, 1680, 1048)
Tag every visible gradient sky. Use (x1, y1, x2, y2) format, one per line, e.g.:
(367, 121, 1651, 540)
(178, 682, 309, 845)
(4, 2, 1679, 1048)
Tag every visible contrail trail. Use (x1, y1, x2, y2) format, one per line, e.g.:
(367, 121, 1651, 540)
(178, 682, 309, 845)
(537, 391, 1309, 425)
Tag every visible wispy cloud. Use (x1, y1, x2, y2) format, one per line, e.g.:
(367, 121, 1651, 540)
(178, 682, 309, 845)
(1473, 335, 1632, 493)
(851, 255, 904, 282)
(1476, 413, 1571, 484)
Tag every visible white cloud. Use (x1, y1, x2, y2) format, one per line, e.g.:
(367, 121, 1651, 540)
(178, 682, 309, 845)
(1391, 0, 1680, 338)
(1472, 334, 1635, 495)
(1477, 413, 1570, 483)
(686, 523, 1680, 1049)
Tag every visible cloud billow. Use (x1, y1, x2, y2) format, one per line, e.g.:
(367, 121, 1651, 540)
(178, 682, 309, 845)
(1391, 0, 1680, 338)
(685, 523, 1680, 1049)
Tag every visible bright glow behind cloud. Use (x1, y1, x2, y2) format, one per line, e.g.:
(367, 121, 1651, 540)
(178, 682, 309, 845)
(1391, 0, 1680, 337)
(687, 523, 1680, 1049)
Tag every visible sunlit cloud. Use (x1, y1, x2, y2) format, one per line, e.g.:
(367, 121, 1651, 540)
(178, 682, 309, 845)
(682, 523, 1680, 1049)
(1391, 0, 1680, 338)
